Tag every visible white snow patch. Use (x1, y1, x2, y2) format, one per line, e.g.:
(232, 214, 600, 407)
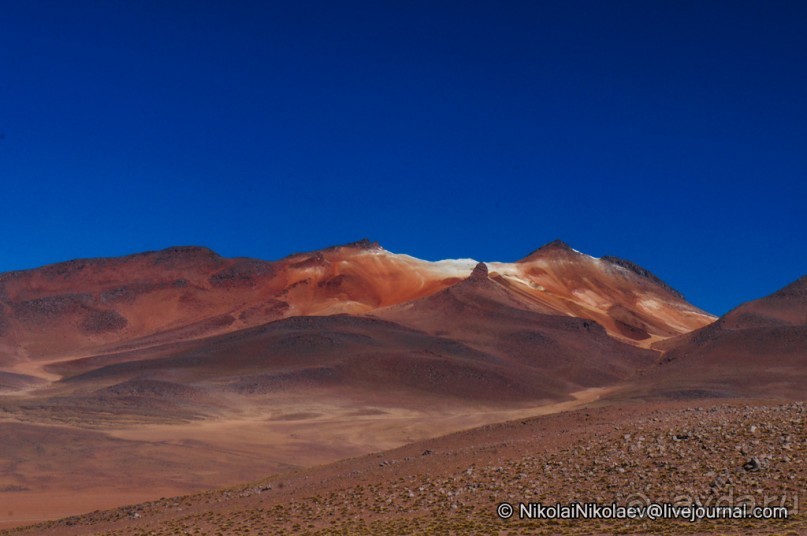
(570, 247, 600, 261)
(394, 254, 479, 277)
(430, 258, 480, 276)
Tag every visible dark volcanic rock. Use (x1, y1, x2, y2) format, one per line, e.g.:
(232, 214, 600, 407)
(320, 238, 380, 252)
(469, 262, 489, 282)
(151, 246, 222, 267)
(519, 239, 576, 261)
(743, 457, 761, 472)
(99, 279, 189, 304)
(601, 256, 686, 300)
(12, 294, 93, 323)
(209, 259, 276, 288)
(81, 310, 128, 333)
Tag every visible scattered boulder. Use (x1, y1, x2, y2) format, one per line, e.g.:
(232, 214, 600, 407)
(743, 457, 761, 472)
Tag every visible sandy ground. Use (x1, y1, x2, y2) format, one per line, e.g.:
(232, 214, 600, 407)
(110, 387, 609, 450)
(0, 492, 184, 529)
(8, 398, 803, 535)
(3, 357, 63, 383)
(0, 388, 608, 529)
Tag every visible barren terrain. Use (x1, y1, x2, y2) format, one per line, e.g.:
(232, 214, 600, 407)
(0, 241, 803, 534)
(4, 399, 803, 535)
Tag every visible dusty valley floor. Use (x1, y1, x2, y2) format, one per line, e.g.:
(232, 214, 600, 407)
(0, 388, 609, 530)
(1, 397, 803, 535)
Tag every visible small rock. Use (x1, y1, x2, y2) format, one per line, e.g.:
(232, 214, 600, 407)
(743, 457, 761, 472)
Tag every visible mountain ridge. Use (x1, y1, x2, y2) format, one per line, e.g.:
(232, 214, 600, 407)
(0, 240, 715, 370)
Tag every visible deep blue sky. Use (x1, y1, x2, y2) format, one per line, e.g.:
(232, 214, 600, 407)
(1, 1, 805, 314)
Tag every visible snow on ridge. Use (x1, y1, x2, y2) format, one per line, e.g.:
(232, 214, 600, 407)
(393, 253, 479, 276)
(429, 258, 480, 276)
(570, 247, 600, 261)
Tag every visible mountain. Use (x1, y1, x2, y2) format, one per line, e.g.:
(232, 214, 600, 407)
(2, 240, 802, 532)
(481, 240, 714, 345)
(0, 238, 719, 439)
(0, 239, 713, 373)
(620, 275, 807, 400)
(376, 261, 656, 394)
(39, 261, 659, 414)
(717, 275, 807, 329)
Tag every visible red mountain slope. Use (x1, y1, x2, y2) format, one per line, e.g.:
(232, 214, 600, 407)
(619, 275, 807, 400)
(0, 240, 713, 383)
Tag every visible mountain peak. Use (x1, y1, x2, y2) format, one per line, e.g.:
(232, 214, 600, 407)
(153, 245, 219, 256)
(330, 238, 381, 251)
(543, 239, 573, 250)
(518, 239, 577, 262)
(770, 274, 807, 300)
(149, 245, 221, 259)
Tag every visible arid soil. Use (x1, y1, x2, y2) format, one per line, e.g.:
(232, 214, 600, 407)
(3, 399, 802, 535)
(0, 387, 611, 529)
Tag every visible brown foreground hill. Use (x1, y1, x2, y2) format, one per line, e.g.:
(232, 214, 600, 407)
(0, 240, 803, 534)
(617, 275, 807, 402)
